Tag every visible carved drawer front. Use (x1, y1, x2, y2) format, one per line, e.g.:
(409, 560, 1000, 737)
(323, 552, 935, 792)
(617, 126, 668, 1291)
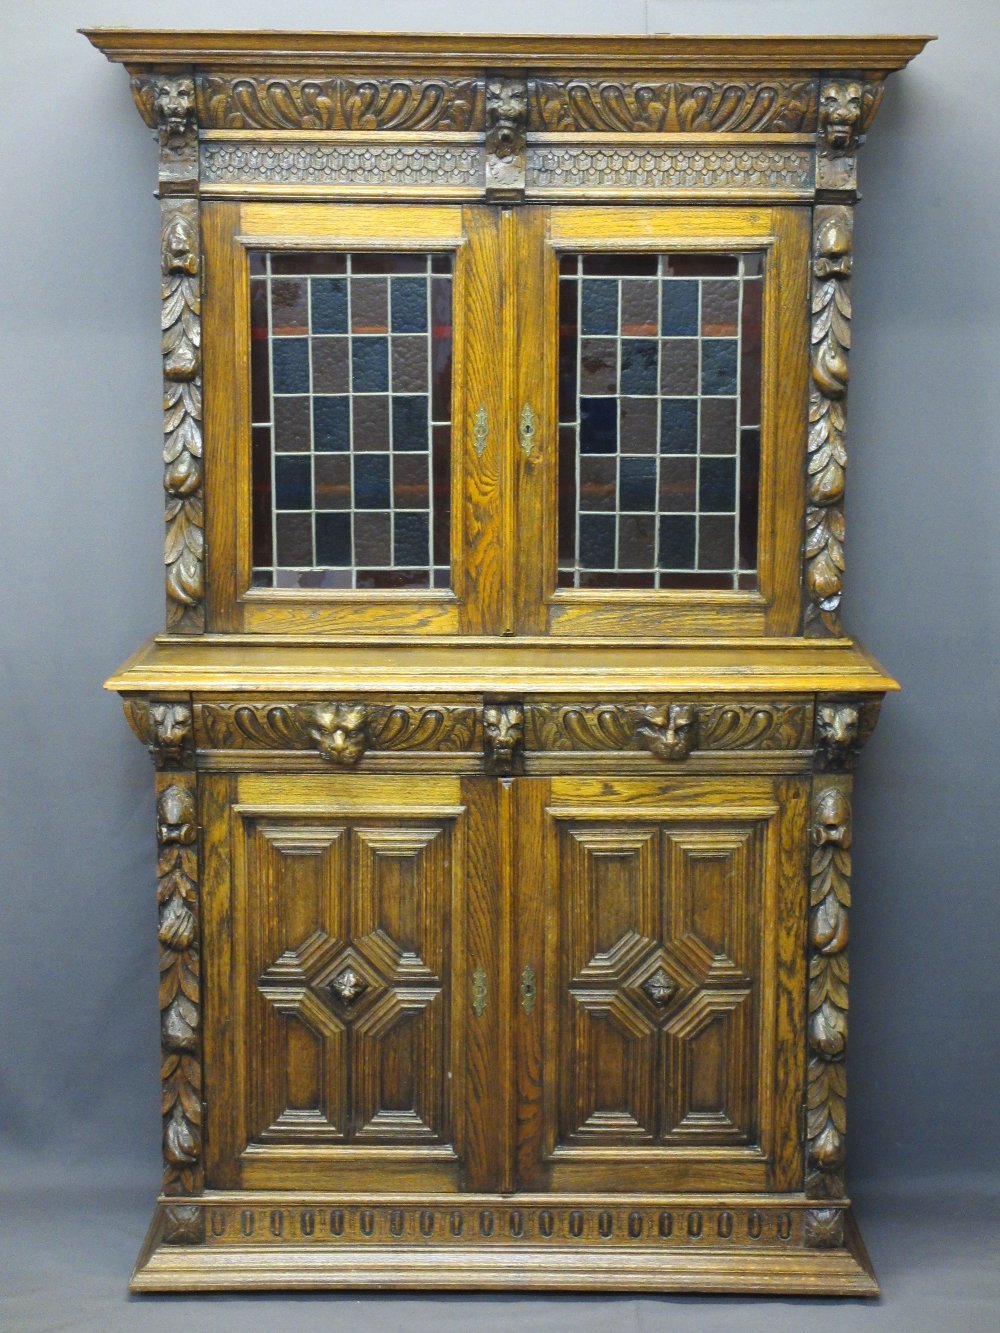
(522, 699, 813, 771)
(514, 776, 808, 1194)
(193, 699, 482, 770)
(203, 773, 501, 1193)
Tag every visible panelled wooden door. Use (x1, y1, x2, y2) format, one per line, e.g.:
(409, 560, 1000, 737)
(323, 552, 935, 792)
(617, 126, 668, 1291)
(514, 776, 809, 1193)
(202, 773, 503, 1192)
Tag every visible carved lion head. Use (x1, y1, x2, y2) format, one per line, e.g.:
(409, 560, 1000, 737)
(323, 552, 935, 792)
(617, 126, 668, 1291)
(306, 703, 369, 766)
(819, 80, 863, 153)
(154, 76, 195, 145)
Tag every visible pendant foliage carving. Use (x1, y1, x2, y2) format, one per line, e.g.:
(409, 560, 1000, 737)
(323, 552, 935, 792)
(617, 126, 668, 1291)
(197, 75, 483, 131)
(156, 776, 203, 1211)
(528, 78, 818, 133)
(805, 204, 852, 636)
(161, 200, 204, 632)
(807, 783, 852, 1199)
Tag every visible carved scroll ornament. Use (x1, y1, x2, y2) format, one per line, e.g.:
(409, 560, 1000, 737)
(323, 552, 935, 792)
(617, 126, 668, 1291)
(806, 784, 852, 1202)
(524, 702, 810, 755)
(156, 777, 203, 1238)
(805, 205, 852, 636)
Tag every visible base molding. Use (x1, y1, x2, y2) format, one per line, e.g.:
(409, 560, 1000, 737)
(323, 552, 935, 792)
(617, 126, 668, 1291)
(131, 1194, 879, 1295)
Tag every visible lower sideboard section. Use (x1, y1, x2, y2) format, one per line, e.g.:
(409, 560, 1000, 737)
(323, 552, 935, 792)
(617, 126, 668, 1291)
(131, 1193, 878, 1295)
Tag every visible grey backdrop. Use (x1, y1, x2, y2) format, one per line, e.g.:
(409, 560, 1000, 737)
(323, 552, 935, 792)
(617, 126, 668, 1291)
(2, 2, 998, 1330)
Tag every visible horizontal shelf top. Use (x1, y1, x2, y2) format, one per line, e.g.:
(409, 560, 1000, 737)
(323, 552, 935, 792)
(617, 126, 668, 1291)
(105, 635, 898, 697)
(81, 30, 933, 74)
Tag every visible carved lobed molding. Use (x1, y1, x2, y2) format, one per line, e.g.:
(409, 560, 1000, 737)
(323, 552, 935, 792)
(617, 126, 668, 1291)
(806, 780, 851, 1215)
(525, 701, 811, 755)
(528, 78, 818, 133)
(156, 775, 203, 1238)
(804, 203, 852, 636)
(526, 143, 812, 194)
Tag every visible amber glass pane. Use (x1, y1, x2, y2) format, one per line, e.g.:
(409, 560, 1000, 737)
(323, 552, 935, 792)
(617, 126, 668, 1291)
(557, 251, 764, 592)
(250, 251, 453, 590)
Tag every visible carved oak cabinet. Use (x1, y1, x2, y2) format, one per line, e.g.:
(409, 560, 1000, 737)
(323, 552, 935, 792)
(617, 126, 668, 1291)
(87, 29, 929, 1294)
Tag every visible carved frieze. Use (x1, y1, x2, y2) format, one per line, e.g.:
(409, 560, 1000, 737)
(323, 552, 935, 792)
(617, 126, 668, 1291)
(196, 701, 479, 755)
(161, 200, 204, 632)
(527, 78, 818, 133)
(485, 78, 527, 198)
(806, 782, 852, 1201)
(124, 699, 193, 767)
(804, 204, 852, 636)
(197, 74, 484, 131)
(525, 702, 811, 754)
(156, 776, 203, 1225)
(526, 144, 813, 195)
(483, 703, 524, 776)
(201, 141, 483, 189)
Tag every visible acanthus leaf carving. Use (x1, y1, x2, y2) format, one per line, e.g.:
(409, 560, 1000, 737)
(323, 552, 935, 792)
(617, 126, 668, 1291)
(807, 783, 852, 1201)
(805, 204, 853, 636)
(161, 199, 204, 632)
(156, 777, 202, 1208)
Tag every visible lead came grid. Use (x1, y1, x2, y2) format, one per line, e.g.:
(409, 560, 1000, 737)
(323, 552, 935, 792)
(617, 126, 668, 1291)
(557, 252, 763, 591)
(249, 250, 453, 590)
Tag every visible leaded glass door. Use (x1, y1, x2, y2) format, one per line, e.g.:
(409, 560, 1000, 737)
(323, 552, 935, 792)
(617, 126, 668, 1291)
(202, 203, 506, 633)
(512, 206, 811, 637)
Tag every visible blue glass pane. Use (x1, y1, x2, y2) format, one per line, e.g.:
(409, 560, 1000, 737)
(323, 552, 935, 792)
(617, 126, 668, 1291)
(311, 278, 348, 334)
(353, 454, 390, 509)
(701, 339, 738, 395)
(313, 396, 350, 452)
(391, 277, 428, 333)
(579, 397, 618, 453)
(581, 280, 618, 335)
(351, 337, 389, 392)
(274, 456, 312, 510)
(660, 399, 698, 454)
(619, 340, 658, 395)
(661, 281, 699, 336)
(271, 339, 309, 394)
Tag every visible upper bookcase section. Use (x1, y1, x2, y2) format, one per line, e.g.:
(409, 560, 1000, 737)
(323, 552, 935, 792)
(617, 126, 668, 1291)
(86, 32, 931, 642)
(84, 31, 931, 204)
